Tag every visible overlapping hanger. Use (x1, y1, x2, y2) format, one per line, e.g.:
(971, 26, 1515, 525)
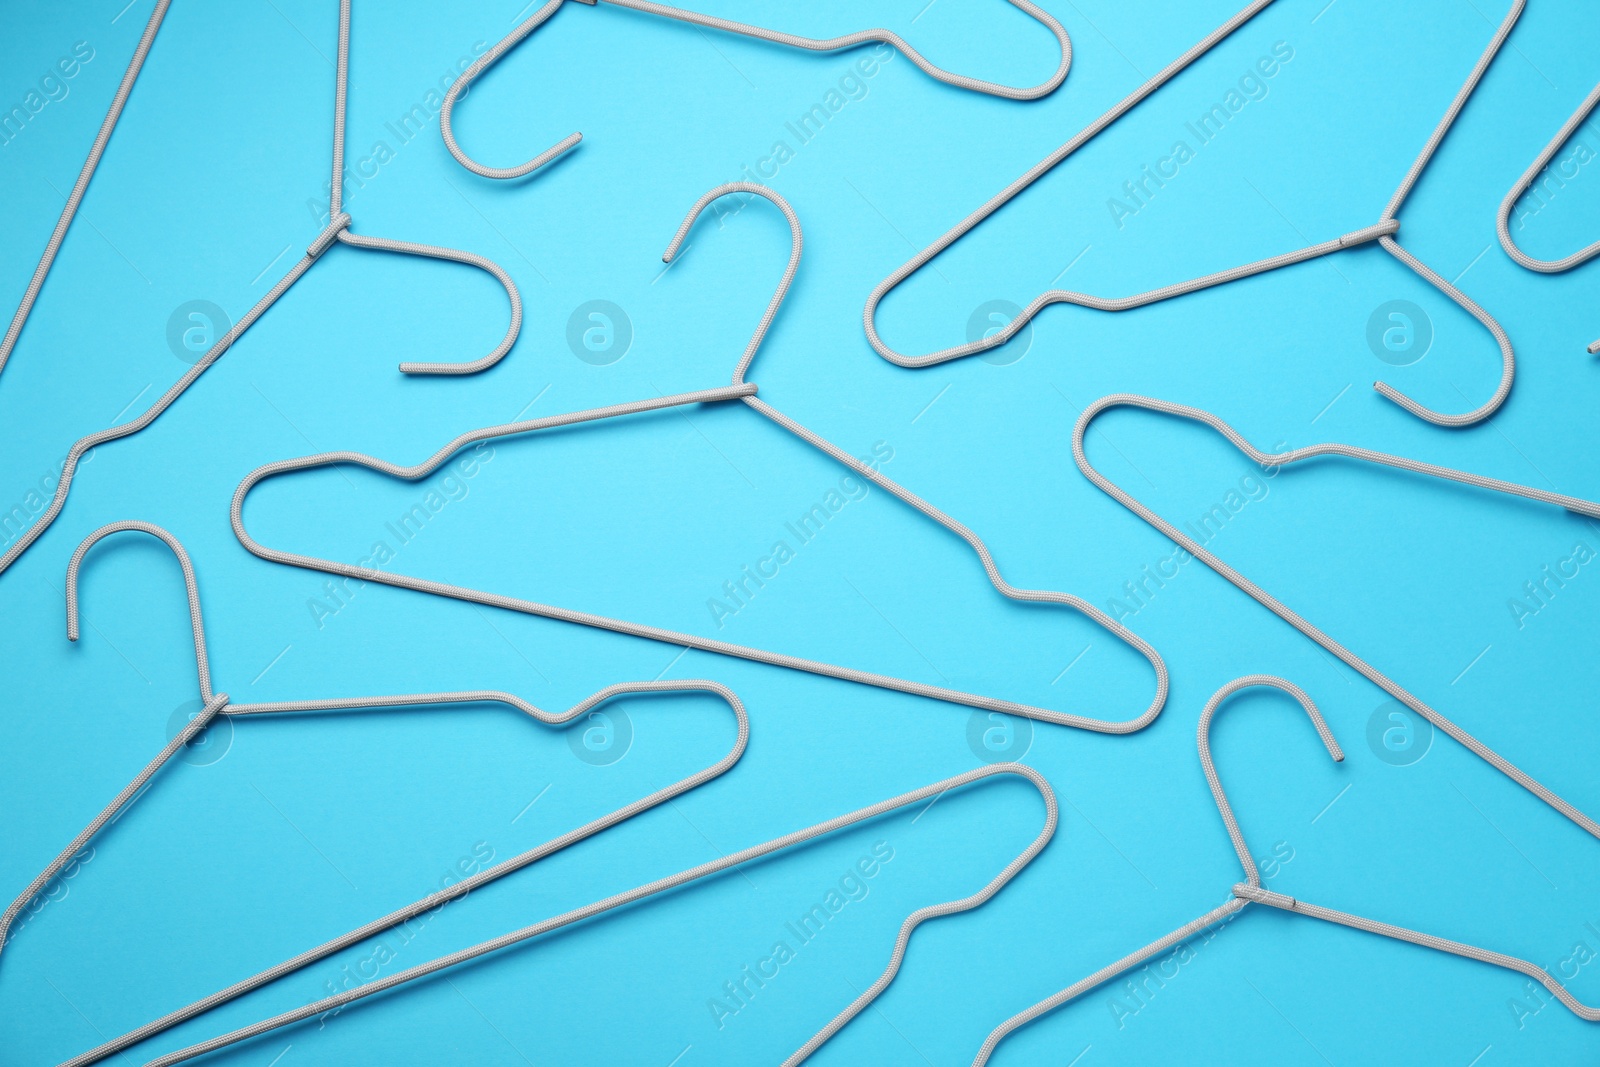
(863, 0, 1527, 428)
(128, 762, 1057, 1067)
(6, 521, 750, 1067)
(439, 0, 1072, 180)
(0, 0, 526, 582)
(1072, 393, 1600, 839)
(974, 676, 1600, 1065)
(229, 182, 1168, 732)
(1495, 77, 1600, 352)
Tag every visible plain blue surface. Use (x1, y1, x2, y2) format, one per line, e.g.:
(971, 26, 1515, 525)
(2, 0, 1599, 1063)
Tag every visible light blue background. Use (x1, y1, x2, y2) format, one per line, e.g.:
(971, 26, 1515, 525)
(3, 0, 1599, 1063)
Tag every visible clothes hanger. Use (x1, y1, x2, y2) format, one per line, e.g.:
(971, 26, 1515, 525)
(130, 761, 1057, 1067)
(230, 182, 1168, 733)
(973, 675, 1600, 1065)
(5, 521, 750, 1067)
(0, 0, 525, 582)
(1495, 78, 1600, 353)
(1071, 392, 1600, 839)
(863, 0, 1525, 429)
(439, 0, 1072, 180)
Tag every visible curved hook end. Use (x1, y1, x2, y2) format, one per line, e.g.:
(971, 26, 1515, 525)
(659, 182, 802, 384)
(1198, 675, 1343, 885)
(1372, 236, 1514, 428)
(474, 130, 582, 182)
(334, 229, 525, 377)
(64, 521, 213, 699)
(436, 0, 584, 181)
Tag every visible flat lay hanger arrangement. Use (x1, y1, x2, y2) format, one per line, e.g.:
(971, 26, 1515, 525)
(2, 0, 1596, 1062)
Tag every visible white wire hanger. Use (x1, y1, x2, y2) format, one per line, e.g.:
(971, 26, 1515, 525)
(229, 182, 1171, 734)
(863, 0, 1532, 429)
(975, 675, 1600, 1064)
(5, 521, 751, 1067)
(439, 0, 1073, 180)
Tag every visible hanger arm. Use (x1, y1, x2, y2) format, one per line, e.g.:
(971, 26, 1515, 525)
(59, 680, 749, 1067)
(0, 2, 171, 380)
(1237, 885, 1600, 1023)
(137, 764, 1056, 1067)
(0, 692, 229, 964)
(973, 896, 1246, 1066)
(871, 221, 1397, 369)
(600, 0, 1071, 100)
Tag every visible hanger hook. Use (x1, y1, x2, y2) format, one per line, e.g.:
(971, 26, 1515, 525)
(662, 182, 801, 386)
(1369, 236, 1515, 427)
(1197, 675, 1343, 887)
(439, 0, 580, 181)
(439, 0, 1072, 182)
(332, 229, 525, 375)
(66, 521, 214, 702)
